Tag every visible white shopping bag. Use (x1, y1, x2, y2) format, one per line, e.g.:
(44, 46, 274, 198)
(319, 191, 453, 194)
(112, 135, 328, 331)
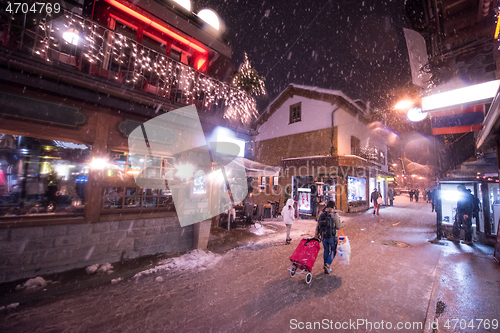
(337, 229, 351, 265)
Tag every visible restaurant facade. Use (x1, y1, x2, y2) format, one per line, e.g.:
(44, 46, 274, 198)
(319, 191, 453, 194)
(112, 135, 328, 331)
(0, 0, 256, 282)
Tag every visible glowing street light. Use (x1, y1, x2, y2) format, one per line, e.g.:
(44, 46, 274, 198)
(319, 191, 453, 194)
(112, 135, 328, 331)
(198, 9, 220, 30)
(63, 28, 80, 46)
(407, 107, 428, 122)
(394, 99, 414, 111)
(173, 0, 191, 11)
(174, 162, 195, 181)
(90, 158, 107, 170)
(422, 80, 500, 111)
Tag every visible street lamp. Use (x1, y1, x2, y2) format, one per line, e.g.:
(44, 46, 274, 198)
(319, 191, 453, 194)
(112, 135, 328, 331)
(394, 99, 414, 110)
(407, 107, 428, 122)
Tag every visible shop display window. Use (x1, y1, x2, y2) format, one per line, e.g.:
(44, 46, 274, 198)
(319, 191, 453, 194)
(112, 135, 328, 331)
(103, 187, 174, 210)
(103, 151, 176, 212)
(348, 176, 366, 202)
(108, 150, 174, 179)
(298, 188, 311, 211)
(260, 176, 266, 189)
(0, 133, 90, 217)
(487, 183, 499, 234)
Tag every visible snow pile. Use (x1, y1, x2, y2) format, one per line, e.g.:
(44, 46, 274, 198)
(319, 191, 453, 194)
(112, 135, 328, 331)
(15, 277, 50, 292)
(111, 278, 122, 284)
(0, 303, 19, 311)
(97, 263, 114, 274)
(86, 263, 113, 275)
(133, 250, 222, 278)
(248, 224, 276, 236)
(155, 276, 163, 282)
(86, 264, 100, 274)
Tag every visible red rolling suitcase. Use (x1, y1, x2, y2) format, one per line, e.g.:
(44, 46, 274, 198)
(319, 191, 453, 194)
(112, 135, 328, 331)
(289, 238, 320, 284)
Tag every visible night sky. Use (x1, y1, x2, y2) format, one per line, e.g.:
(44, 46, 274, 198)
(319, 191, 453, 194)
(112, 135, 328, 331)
(198, 0, 412, 112)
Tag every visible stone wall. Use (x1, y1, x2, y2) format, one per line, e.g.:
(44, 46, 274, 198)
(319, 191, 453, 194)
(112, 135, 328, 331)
(0, 217, 194, 283)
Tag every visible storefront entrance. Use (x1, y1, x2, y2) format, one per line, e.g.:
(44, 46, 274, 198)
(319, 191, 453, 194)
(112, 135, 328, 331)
(293, 175, 336, 218)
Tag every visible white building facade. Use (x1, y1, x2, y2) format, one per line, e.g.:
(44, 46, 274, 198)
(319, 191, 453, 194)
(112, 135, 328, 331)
(252, 84, 390, 214)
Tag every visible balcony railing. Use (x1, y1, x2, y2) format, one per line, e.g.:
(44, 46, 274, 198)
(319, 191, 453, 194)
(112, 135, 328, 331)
(0, 9, 257, 123)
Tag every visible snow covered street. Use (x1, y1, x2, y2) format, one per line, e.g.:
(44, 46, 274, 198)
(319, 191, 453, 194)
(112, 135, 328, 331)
(0, 197, 494, 332)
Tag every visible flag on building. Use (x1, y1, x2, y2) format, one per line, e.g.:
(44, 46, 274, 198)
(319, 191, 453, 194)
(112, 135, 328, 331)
(431, 104, 485, 135)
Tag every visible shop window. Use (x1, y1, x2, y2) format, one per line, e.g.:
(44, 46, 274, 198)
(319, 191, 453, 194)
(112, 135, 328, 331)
(103, 151, 175, 211)
(108, 151, 174, 179)
(273, 176, 279, 191)
(103, 187, 174, 210)
(260, 176, 267, 189)
(440, 183, 475, 226)
(351, 136, 360, 156)
(0, 133, 91, 217)
(289, 102, 301, 124)
(347, 176, 366, 202)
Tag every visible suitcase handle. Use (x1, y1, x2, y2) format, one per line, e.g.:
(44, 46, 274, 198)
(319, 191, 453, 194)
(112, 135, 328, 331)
(305, 238, 320, 246)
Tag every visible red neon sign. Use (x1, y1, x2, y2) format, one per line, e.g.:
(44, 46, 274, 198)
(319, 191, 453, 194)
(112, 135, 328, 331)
(104, 0, 208, 54)
(196, 58, 206, 70)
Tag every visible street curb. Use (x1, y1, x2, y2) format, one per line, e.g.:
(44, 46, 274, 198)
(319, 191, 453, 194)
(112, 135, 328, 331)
(423, 249, 443, 333)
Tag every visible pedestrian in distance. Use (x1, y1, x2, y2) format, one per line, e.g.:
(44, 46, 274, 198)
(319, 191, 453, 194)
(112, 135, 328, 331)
(409, 189, 414, 202)
(415, 189, 420, 202)
(430, 189, 436, 212)
(388, 187, 395, 206)
(370, 188, 381, 215)
(316, 201, 345, 274)
(281, 198, 295, 245)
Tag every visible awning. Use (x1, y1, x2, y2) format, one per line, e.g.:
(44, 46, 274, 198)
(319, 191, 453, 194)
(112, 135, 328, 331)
(477, 86, 500, 149)
(233, 157, 280, 177)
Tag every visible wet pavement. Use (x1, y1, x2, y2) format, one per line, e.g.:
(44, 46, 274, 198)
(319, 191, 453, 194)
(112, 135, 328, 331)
(0, 196, 499, 332)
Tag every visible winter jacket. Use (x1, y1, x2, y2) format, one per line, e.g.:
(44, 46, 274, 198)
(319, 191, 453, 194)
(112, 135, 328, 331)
(316, 207, 345, 237)
(370, 191, 381, 203)
(281, 198, 295, 225)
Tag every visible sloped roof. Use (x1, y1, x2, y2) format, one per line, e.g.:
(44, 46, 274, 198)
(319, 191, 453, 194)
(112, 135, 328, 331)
(254, 84, 367, 127)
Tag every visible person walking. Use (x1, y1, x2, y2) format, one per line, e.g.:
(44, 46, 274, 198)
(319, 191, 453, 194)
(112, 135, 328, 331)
(409, 189, 414, 202)
(415, 189, 420, 202)
(316, 201, 345, 274)
(281, 198, 295, 245)
(370, 188, 381, 215)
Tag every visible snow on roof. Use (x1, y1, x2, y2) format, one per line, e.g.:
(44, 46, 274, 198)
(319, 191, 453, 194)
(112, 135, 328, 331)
(289, 84, 366, 114)
(255, 83, 367, 125)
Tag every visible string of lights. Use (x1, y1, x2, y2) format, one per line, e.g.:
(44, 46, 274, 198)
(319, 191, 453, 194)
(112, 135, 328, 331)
(33, 11, 258, 124)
